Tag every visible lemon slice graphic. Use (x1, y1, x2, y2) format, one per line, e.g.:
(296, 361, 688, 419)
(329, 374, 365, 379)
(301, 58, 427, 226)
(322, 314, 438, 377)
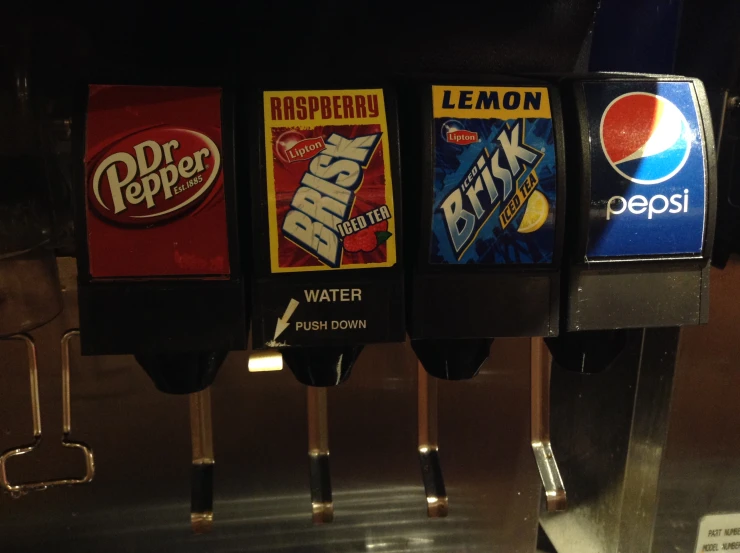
(517, 190, 549, 234)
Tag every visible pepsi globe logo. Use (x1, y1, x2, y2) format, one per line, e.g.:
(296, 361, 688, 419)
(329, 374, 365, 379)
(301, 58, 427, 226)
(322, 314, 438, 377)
(600, 92, 692, 185)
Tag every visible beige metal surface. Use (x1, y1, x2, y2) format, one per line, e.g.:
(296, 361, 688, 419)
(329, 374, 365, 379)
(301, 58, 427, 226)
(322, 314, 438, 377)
(652, 260, 740, 553)
(0, 258, 542, 552)
(540, 260, 740, 553)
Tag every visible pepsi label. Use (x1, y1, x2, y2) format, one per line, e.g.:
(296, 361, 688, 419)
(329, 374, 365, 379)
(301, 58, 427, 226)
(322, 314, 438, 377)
(584, 81, 707, 258)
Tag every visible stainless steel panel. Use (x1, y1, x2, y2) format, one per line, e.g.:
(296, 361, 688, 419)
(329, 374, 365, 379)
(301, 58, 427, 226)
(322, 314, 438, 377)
(541, 259, 740, 553)
(0, 258, 542, 552)
(539, 327, 657, 553)
(652, 260, 740, 553)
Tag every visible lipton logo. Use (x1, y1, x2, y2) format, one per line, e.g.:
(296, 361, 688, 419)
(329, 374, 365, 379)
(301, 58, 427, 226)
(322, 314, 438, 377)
(286, 137, 326, 163)
(88, 126, 221, 225)
(447, 130, 478, 145)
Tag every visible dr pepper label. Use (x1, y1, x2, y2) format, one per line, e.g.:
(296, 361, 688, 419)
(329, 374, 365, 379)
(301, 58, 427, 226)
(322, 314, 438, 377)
(264, 88, 397, 273)
(84, 85, 230, 278)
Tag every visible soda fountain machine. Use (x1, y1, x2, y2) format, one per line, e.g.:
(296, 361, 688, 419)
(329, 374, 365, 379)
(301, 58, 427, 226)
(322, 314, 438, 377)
(540, 73, 717, 553)
(401, 79, 567, 514)
(1, 2, 738, 551)
(73, 83, 247, 532)
(249, 85, 405, 521)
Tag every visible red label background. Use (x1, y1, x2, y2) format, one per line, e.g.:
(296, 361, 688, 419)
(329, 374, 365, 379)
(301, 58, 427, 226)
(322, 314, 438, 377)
(85, 85, 230, 278)
(272, 124, 389, 269)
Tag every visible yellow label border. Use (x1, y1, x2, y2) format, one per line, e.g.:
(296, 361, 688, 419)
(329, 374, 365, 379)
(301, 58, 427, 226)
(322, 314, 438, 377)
(263, 89, 396, 273)
(432, 85, 552, 119)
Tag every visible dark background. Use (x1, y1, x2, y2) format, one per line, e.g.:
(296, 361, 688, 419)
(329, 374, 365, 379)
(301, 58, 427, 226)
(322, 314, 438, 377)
(4, 0, 739, 257)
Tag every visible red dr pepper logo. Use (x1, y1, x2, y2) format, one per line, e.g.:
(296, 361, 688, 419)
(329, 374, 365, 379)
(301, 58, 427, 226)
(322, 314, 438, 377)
(89, 126, 221, 225)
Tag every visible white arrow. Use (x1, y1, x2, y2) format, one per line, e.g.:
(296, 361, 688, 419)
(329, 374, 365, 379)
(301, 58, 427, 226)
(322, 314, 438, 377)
(274, 298, 300, 341)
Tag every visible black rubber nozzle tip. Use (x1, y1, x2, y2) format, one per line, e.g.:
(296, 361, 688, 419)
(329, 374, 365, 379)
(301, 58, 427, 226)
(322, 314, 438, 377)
(282, 346, 364, 387)
(545, 329, 628, 374)
(411, 338, 493, 380)
(134, 351, 228, 394)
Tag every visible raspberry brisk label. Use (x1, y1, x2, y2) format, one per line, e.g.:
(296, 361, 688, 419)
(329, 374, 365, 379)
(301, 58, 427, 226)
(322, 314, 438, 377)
(264, 88, 397, 273)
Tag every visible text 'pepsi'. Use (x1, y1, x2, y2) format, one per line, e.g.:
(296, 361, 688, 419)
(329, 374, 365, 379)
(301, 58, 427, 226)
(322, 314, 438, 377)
(606, 189, 689, 220)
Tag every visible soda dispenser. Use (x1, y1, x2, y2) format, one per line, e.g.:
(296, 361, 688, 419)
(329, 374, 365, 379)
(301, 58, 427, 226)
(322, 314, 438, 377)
(249, 86, 404, 521)
(404, 81, 565, 372)
(539, 73, 718, 553)
(6, 2, 740, 551)
(544, 74, 715, 375)
(74, 84, 247, 531)
(401, 80, 567, 514)
(558, 74, 716, 332)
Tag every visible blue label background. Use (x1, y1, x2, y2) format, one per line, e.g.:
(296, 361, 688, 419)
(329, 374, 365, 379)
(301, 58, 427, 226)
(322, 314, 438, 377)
(584, 81, 706, 258)
(431, 117, 557, 264)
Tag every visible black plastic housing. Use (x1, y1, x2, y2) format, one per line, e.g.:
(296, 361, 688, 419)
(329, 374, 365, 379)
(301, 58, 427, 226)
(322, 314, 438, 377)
(71, 81, 248, 393)
(403, 78, 567, 341)
(400, 77, 566, 380)
(559, 73, 717, 331)
(248, 84, 405, 386)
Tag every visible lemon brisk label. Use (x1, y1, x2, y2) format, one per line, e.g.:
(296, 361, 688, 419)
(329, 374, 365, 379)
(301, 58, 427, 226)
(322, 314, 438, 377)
(430, 85, 557, 265)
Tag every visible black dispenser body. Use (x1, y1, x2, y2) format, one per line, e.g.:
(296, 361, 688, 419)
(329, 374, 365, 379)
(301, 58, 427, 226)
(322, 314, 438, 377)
(73, 84, 247, 393)
(249, 86, 405, 386)
(559, 74, 717, 332)
(402, 80, 566, 379)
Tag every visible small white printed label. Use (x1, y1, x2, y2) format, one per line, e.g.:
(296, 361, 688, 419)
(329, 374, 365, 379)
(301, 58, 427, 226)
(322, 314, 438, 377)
(695, 513, 740, 552)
